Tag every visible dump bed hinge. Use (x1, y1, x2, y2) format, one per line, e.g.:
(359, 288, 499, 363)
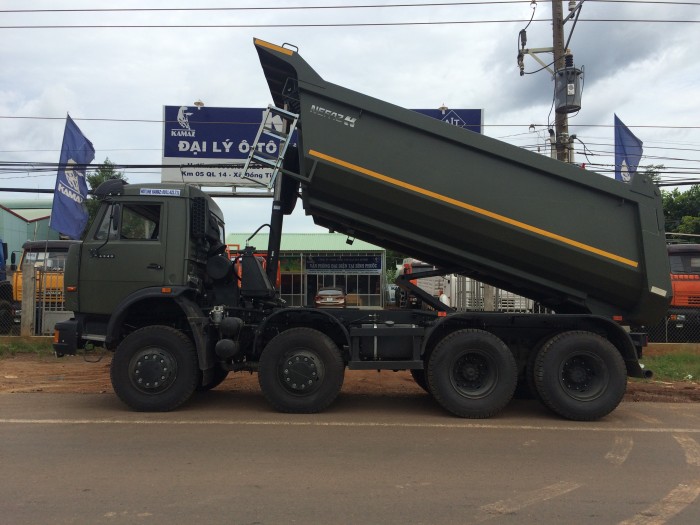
(242, 105, 299, 189)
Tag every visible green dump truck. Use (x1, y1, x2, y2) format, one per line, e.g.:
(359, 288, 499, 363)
(53, 39, 671, 421)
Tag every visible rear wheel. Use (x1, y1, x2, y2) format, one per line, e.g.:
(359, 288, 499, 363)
(427, 329, 517, 418)
(534, 331, 627, 421)
(110, 326, 199, 412)
(258, 328, 345, 413)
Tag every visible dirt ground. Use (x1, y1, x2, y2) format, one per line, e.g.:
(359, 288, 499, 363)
(1, 352, 699, 403)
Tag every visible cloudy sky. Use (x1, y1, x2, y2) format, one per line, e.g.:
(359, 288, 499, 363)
(1, 0, 699, 234)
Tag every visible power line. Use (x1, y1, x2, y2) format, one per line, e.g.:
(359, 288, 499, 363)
(2, 19, 700, 30)
(0, 115, 163, 123)
(0, 20, 545, 29)
(3, 115, 700, 130)
(590, 0, 700, 4)
(3, 1, 698, 14)
(0, 2, 531, 14)
(3, 160, 700, 174)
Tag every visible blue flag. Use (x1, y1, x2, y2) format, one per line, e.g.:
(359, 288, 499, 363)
(50, 116, 95, 239)
(614, 114, 643, 182)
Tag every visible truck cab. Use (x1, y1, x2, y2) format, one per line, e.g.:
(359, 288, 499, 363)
(660, 243, 700, 341)
(62, 181, 228, 336)
(11, 240, 79, 326)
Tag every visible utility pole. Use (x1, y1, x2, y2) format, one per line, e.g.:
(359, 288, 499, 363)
(518, 1, 583, 163)
(551, 1, 569, 162)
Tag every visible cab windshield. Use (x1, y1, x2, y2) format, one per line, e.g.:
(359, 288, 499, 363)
(669, 253, 700, 275)
(22, 251, 68, 270)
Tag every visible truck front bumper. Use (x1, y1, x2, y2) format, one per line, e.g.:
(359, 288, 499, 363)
(52, 318, 82, 357)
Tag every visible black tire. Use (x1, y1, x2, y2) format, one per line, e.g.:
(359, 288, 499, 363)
(0, 300, 13, 335)
(427, 329, 517, 418)
(110, 326, 199, 412)
(534, 331, 627, 421)
(197, 365, 229, 392)
(517, 336, 551, 401)
(258, 327, 345, 413)
(410, 369, 430, 394)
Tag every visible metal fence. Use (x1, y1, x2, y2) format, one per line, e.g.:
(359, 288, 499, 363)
(452, 277, 536, 313)
(0, 289, 12, 335)
(33, 269, 73, 336)
(646, 316, 700, 343)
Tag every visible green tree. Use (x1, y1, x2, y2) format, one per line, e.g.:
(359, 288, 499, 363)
(638, 164, 700, 236)
(642, 164, 665, 184)
(85, 158, 126, 235)
(385, 248, 408, 285)
(662, 185, 700, 234)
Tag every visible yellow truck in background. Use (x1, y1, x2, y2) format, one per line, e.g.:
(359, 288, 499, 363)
(11, 240, 80, 326)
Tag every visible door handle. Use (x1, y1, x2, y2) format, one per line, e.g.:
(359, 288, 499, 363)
(147, 263, 163, 270)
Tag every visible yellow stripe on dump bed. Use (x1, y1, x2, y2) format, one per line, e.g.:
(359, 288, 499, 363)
(254, 39, 294, 56)
(308, 149, 639, 269)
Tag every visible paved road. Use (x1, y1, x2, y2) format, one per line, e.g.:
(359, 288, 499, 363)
(1, 391, 699, 525)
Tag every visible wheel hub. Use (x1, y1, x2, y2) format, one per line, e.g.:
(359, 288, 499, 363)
(130, 349, 176, 393)
(562, 357, 593, 392)
(461, 363, 481, 383)
(282, 352, 320, 393)
(453, 353, 492, 392)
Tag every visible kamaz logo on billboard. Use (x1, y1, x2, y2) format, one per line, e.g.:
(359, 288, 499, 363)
(171, 106, 196, 137)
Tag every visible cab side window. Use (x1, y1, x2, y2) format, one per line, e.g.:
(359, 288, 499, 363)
(93, 205, 118, 240)
(94, 203, 162, 241)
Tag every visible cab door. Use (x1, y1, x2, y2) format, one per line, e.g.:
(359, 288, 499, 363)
(79, 201, 166, 315)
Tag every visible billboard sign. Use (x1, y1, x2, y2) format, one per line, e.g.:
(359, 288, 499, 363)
(305, 255, 382, 275)
(413, 108, 482, 133)
(162, 106, 291, 187)
(162, 106, 482, 187)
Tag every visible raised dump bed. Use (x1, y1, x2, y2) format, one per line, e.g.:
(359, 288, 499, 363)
(254, 39, 670, 326)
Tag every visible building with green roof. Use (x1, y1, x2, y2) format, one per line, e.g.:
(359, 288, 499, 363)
(0, 200, 60, 260)
(227, 232, 387, 307)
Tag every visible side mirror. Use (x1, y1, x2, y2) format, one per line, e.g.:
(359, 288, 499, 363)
(110, 203, 121, 237)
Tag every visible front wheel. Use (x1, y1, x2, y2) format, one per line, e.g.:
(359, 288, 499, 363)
(534, 331, 627, 421)
(258, 328, 345, 413)
(110, 326, 199, 412)
(427, 329, 517, 418)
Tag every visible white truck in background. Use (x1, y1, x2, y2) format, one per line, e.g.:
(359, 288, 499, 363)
(398, 258, 533, 313)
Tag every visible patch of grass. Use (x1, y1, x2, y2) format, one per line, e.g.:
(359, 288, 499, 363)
(0, 338, 54, 358)
(640, 352, 700, 382)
